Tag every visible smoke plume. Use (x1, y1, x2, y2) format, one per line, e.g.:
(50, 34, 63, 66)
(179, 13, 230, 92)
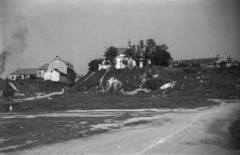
(0, 16, 28, 76)
(0, 51, 10, 75)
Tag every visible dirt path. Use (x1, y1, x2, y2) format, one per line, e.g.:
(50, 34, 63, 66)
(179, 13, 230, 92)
(7, 100, 240, 155)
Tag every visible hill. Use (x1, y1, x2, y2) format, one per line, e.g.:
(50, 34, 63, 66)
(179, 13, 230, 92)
(71, 66, 240, 99)
(0, 66, 239, 112)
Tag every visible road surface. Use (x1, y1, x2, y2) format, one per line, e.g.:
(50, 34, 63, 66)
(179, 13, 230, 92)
(7, 100, 240, 155)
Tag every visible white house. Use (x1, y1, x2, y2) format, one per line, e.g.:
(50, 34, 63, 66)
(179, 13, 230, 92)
(43, 69, 67, 82)
(9, 68, 37, 80)
(48, 56, 73, 75)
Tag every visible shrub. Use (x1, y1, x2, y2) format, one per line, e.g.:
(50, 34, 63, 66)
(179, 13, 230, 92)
(2, 82, 15, 99)
(122, 82, 137, 91)
(183, 68, 199, 74)
(143, 78, 161, 90)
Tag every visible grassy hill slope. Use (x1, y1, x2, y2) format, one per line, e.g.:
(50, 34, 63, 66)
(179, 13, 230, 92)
(71, 66, 240, 99)
(0, 66, 239, 112)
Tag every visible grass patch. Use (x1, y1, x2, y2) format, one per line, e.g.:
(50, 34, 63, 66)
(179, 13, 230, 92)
(0, 114, 135, 153)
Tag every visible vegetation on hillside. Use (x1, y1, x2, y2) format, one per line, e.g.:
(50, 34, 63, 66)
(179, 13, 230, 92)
(72, 66, 239, 99)
(0, 65, 239, 113)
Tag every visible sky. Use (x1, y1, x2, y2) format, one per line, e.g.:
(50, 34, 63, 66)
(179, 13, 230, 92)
(0, 0, 240, 77)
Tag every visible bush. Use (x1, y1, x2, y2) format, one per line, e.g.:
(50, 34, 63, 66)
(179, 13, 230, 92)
(3, 82, 15, 99)
(122, 82, 137, 91)
(30, 75, 38, 80)
(143, 78, 161, 90)
(183, 68, 199, 74)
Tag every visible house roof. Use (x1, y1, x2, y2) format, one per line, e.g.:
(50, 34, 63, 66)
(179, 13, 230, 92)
(46, 69, 67, 76)
(53, 69, 67, 76)
(116, 48, 128, 55)
(179, 57, 221, 65)
(50, 56, 66, 63)
(10, 68, 37, 75)
(38, 63, 49, 70)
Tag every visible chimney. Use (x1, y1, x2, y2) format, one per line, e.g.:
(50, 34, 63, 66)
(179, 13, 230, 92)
(217, 55, 219, 58)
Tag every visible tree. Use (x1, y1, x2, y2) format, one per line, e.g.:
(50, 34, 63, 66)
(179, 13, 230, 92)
(124, 45, 142, 68)
(104, 46, 118, 68)
(143, 39, 156, 67)
(151, 44, 171, 67)
(88, 58, 104, 72)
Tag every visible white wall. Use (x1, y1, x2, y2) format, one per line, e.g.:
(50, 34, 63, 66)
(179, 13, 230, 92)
(44, 70, 60, 81)
(48, 59, 67, 74)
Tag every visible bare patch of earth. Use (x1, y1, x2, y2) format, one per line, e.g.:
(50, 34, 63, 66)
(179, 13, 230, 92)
(0, 100, 239, 154)
(0, 109, 167, 153)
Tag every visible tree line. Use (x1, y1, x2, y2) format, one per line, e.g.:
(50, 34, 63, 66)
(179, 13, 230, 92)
(88, 39, 172, 72)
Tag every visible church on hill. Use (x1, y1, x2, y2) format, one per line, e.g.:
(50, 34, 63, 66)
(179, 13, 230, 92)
(98, 39, 139, 70)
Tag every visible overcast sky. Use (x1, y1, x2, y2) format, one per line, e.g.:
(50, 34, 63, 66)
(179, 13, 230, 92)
(0, 0, 240, 77)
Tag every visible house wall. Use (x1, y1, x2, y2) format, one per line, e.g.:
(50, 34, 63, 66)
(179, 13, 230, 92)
(59, 75, 67, 82)
(48, 59, 67, 75)
(37, 70, 46, 78)
(9, 75, 30, 80)
(115, 55, 125, 69)
(9, 75, 16, 80)
(44, 70, 60, 81)
(99, 55, 137, 70)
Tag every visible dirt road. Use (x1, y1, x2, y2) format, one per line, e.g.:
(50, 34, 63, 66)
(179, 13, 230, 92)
(8, 100, 240, 155)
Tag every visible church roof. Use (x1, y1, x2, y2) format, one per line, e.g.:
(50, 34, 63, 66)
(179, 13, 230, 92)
(116, 48, 128, 55)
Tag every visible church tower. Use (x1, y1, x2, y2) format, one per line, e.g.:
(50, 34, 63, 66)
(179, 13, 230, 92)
(128, 38, 131, 49)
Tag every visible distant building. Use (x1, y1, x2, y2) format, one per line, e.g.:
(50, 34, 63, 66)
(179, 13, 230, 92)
(8, 68, 37, 80)
(219, 55, 239, 67)
(8, 56, 76, 82)
(46, 56, 75, 82)
(173, 55, 239, 68)
(99, 39, 137, 70)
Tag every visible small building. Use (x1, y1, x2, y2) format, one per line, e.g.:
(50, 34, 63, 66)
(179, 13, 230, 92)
(43, 69, 67, 82)
(174, 56, 225, 68)
(37, 63, 49, 78)
(47, 56, 75, 82)
(8, 68, 37, 80)
(220, 55, 239, 67)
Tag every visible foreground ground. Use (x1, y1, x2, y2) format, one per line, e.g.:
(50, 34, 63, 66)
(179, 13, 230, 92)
(1, 99, 239, 155)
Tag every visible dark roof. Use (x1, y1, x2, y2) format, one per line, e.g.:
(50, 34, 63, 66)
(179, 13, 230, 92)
(179, 57, 221, 64)
(116, 48, 128, 55)
(10, 68, 37, 75)
(38, 63, 49, 70)
(53, 69, 67, 76)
